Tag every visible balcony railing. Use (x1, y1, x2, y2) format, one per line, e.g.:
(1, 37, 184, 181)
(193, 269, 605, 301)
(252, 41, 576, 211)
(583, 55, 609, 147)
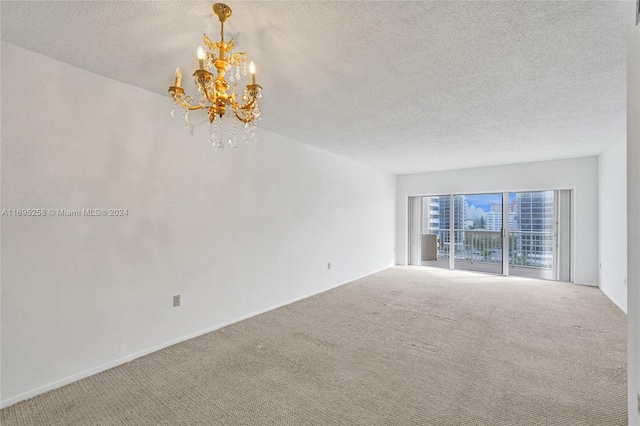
(425, 229, 554, 270)
(426, 229, 450, 260)
(453, 230, 501, 264)
(508, 231, 554, 269)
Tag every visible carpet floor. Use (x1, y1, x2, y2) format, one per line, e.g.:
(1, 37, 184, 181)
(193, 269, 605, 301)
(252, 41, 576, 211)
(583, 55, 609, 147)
(1, 266, 627, 425)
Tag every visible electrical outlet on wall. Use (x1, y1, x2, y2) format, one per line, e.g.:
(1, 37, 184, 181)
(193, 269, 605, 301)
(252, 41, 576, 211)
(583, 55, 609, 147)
(173, 295, 181, 307)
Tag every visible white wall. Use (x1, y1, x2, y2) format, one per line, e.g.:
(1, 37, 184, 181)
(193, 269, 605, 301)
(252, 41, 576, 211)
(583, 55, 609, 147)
(396, 157, 599, 285)
(626, 2, 640, 424)
(0, 43, 396, 407)
(598, 135, 627, 313)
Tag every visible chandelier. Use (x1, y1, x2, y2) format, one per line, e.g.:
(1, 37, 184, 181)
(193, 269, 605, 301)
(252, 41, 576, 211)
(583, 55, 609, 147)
(168, 3, 262, 149)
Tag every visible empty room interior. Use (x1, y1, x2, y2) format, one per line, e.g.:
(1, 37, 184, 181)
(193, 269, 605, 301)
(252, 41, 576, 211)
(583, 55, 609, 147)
(1, 1, 639, 425)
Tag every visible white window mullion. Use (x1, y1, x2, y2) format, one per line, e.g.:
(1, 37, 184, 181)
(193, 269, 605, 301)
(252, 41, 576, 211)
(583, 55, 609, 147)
(502, 192, 509, 276)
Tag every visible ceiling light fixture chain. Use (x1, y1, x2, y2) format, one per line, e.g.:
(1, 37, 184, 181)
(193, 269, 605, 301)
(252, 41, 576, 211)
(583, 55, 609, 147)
(167, 3, 262, 150)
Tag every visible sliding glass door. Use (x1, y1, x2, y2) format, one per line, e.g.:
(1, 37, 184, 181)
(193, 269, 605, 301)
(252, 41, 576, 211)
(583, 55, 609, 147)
(453, 194, 503, 275)
(408, 190, 572, 281)
(410, 196, 450, 268)
(507, 191, 554, 279)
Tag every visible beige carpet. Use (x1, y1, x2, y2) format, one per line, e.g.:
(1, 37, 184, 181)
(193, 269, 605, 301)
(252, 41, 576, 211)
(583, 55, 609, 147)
(1, 266, 627, 425)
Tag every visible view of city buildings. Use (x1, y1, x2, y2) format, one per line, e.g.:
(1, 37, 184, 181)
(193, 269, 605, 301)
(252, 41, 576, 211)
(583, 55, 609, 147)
(515, 191, 554, 268)
(421, 191, 555, 269)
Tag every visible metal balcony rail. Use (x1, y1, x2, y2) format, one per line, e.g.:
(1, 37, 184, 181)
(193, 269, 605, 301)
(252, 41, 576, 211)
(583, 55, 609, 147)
(425, 229, 554, 269)
(453, 230, 501, 264)
(508, 231, 554, 269)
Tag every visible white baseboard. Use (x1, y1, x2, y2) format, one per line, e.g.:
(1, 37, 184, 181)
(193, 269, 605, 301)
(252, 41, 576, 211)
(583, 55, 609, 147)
(0, 265, 392, 409)
(598, 286, 627, 314)
(574, 281, 599, 287)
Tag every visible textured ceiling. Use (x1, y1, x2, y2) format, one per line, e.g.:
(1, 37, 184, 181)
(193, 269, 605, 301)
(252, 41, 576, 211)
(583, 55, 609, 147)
(1, 1, 627, 174)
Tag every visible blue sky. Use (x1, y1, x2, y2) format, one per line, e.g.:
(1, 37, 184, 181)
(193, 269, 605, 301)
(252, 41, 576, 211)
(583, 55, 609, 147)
(462, 193, 517, 212)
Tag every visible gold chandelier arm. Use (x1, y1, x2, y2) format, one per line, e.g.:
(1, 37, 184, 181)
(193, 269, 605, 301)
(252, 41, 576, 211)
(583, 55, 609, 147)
(201, 84, 217, 104)
(229, 82, 239, 103)
(232, 98, 259, 123)
(184, 103, 206, 111)
(178, 94, 206, 111)
(172, 97, 205, 111)
(229, 52, 246, 66)
(236, 97, 257, 112)
(230, 84, 256, 110)
(228, 83, 261, 123)
(169, 87, 206, 111)
(233, 110, 255, 124)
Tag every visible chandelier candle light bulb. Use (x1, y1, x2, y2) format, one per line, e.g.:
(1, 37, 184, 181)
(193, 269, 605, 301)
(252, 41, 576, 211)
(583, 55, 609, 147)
(174, 67, 182, 87)
(167, 3, 263, 150)
(197, 46, 206, 70)
(249, 61, 256, 85)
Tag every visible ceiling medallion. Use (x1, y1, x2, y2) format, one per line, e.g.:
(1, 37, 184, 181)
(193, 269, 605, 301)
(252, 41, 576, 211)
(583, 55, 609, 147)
(168, 3, 262, 150)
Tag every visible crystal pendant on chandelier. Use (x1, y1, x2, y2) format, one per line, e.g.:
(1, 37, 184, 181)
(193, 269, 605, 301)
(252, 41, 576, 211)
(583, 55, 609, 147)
(167, 3, 263, 149)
